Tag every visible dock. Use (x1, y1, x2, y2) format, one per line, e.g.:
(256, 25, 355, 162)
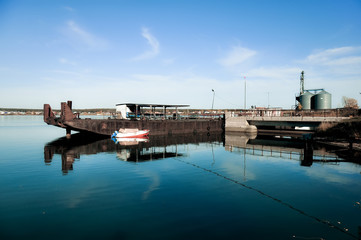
(225, 109, 355, 135)
(44, 101, 359, 142)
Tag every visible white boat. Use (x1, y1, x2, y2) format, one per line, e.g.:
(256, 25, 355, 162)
(295, 126, 311, 131)
(111, 128, 150, 138)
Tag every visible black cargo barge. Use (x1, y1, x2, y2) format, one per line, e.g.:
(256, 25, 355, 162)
(44, 101, 225, 137)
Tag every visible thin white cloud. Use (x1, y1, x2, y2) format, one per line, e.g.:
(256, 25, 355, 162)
(67, 21, 94, 45)
(64, 6, 75, 12)
(219, 46, 257, 68)
(299, 46, 361, 84)
(326, 56, 361, 66)
(132, 27, 160, 61)
(304, 46, 361, 66)
(247, 66, 300, 79)
(64, 21, 108, 50)
(162, 58, 175, 65)
(59, 58, 76, 66)
(132, 74, 170, 82)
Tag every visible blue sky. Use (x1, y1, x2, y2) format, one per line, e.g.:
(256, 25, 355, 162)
(1, 0, 360, 109)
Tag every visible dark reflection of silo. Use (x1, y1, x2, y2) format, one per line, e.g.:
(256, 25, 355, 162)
(314, 90, 332, 110)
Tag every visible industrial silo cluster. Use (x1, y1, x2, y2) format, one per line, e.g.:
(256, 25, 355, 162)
(297, 90, 332, 110)
(296, 71, 332, 110)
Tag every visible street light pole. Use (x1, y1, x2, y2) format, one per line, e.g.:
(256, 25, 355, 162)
(244, 78, 246, 109)
(212, 89, 215, 110)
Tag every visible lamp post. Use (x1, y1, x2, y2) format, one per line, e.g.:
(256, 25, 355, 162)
(244, 77, 247, 109)
(211, 89, 215, 110)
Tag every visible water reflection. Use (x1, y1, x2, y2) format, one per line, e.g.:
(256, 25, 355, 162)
(42, 132, 361, 239)
(44, 132, 360, 174)
(44, 133, 223, 174)
(176, 158, 359, 239)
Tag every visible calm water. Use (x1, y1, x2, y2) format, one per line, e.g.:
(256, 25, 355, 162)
(0, 116, 360, 240)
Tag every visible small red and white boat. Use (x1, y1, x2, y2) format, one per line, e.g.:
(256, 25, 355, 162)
(111, 128, 150, 138)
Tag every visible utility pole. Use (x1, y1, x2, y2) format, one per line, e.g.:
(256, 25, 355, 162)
(300, 71, 304, 94)
(211, 89, 215, 110)
(244, 77, 247, 109)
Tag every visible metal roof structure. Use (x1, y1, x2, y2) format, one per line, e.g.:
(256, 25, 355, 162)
(116, 103, 190, 108)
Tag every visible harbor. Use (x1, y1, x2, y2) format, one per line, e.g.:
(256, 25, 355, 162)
(3, 115, 361, 239)
(42, 98, 361, 171)
(2, 1, 361, 239)
(42, 72, 359, 142)
(7, 67, 361, 240)
(44, 100, 360, 144)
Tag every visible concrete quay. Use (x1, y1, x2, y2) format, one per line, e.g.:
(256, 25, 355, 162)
(225, 111, 351, 133)
(225, 112, 257, 133)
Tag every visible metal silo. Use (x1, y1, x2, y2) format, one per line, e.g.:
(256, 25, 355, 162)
(299, 91, 314, 110)
(314, 90, 332, 110)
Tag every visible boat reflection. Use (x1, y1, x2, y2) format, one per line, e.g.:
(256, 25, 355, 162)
(112, 137, 149, 146)
(44, 133, 223, 174)
(116, 148, 181, 162)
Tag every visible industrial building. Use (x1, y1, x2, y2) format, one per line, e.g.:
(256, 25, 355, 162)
(296, 71, 332, 110)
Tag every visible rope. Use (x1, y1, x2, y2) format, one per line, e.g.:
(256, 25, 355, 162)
(175, 158, 357, 239)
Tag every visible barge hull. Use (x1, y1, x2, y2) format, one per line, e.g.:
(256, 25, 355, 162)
(65, 118, 224, 136)
(44, 101, 224, 136)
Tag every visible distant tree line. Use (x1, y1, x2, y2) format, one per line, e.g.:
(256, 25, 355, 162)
(0, 108, 43, 112)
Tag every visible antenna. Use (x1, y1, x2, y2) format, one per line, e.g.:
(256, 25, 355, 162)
(300, 71, 304, 94)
